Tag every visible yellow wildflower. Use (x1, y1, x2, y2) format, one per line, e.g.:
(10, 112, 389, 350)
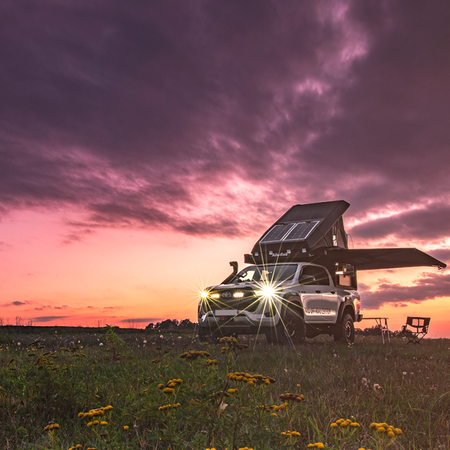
(124, 425, 129, 430)
(100, 421, 108, 425)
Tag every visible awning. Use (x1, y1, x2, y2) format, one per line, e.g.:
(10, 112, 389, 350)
(321, 247, 446, 271)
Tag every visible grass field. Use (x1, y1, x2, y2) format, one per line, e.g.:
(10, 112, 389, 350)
(0, 326, 449, 450)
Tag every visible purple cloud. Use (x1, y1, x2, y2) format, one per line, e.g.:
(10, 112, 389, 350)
(119, 318, 162, 324)
(33, 316, 68, 323)
(0, 0, 448, 251)
(360, 271, 450, 309)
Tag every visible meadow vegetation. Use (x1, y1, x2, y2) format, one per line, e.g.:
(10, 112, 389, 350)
(0, 325, 449, 450)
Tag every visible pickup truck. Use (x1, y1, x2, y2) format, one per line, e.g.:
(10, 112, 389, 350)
(197, 200, 445, 345)
(198, 261, 361, 344)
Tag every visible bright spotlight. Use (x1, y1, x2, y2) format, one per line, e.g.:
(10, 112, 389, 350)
(200, 290, 209, 299)
(256, 284, 277, 301)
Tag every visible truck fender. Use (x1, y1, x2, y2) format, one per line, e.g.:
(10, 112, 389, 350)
(337, 300, 355, 324)
(281, 294, 304, 319)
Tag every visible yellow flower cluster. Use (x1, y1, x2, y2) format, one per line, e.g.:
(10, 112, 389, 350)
(281, 430, 301, 436)
(228, 372, 276, 385)
(35, 356, 54, 366)
(158, 403, 181, 411)
(257, 402, 288, 412)
(219, 336, 249, 351)
(70, 353, 88, 358)
(370, 422, 403, 437)
(151, 359, 160, 363)
(331, 418, 361, 428)
(206, 359, 219, 365)
(227, 388, 238, 394)
(180, 350, 210, 360)
(308, 443, 325, 448)
(77, 405, 113, 420)
(205, 448, 217, 450)
(280, 393, 305, 402)
(167, 378, 183, 387)
(238, 447, 254, 450)
(157, 378, 182, 394)
(68, 445, 82, 450)
(43, 423, 59, 431)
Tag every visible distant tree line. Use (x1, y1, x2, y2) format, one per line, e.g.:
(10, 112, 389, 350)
(356, 325, 404, 337)
(145, 319, 195, 331)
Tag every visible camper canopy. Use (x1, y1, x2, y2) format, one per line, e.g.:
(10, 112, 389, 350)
(245, 200, 446, 270)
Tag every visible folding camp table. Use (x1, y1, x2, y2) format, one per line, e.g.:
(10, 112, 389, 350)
(361, 317, 390, 343)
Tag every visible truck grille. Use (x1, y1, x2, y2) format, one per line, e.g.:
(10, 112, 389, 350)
(207, 289, 259, 313)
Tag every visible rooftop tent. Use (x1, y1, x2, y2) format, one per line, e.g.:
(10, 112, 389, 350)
(245, 200, 447, 270)
(246, 200, 350, 264)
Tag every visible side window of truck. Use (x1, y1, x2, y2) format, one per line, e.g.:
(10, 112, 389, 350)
(299, 265, 330, 285)
(311, 266, 330, 285)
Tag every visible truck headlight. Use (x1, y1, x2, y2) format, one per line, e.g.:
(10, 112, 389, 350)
(255, 283, 278, 302)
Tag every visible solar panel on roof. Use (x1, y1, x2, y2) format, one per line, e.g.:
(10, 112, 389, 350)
(260, 224, 295, 243)
(284, 220, 320, 241)
(260, 220, 321, 243)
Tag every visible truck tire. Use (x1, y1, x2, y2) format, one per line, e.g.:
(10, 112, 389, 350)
(198, 326, 209, 343)
(266, 315, 306, 345)
(334, 313, 355, 344)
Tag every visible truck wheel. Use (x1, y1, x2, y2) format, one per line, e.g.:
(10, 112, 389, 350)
(284, 316, 306, 344)
(334, 314, 355, 344)
(266, 315, 305, 345)
(198, 326, 208, 343)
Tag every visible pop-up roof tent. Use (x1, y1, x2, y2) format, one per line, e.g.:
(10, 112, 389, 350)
(244, 200, 446, 271)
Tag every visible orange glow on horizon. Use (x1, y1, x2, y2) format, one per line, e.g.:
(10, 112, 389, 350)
(1, 210, 449, 337)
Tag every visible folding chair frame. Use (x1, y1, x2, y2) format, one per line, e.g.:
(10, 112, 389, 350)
(401, 317, 430, 344)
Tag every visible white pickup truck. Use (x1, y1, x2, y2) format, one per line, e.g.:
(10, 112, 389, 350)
(198, 261, 361, 344)
(197, 200, 445, 345)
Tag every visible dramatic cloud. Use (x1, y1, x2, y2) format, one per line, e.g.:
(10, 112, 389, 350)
(2, 301, 28, 307)
(33, 316, 69, 323)
(0, 1, 449, 326)
(350, 203, 450, 243)
(359, 272, 450, 309)
(119, 318, 161, 324)
(1, 0, 448, 246)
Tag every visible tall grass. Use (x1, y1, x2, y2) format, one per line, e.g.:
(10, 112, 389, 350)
(0, 327, 449, 449)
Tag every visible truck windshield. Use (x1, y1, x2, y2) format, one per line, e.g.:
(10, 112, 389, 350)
(231, 264, 297, 284)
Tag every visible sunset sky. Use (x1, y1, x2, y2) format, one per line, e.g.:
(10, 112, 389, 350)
(1, 1, 450, 337)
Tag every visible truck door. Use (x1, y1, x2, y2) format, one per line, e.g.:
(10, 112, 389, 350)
(317, 266, 339, 322)
(298, 265, 324, 323)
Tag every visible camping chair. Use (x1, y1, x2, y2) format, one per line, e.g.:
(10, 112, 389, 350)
(401, 317, 430, 344)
